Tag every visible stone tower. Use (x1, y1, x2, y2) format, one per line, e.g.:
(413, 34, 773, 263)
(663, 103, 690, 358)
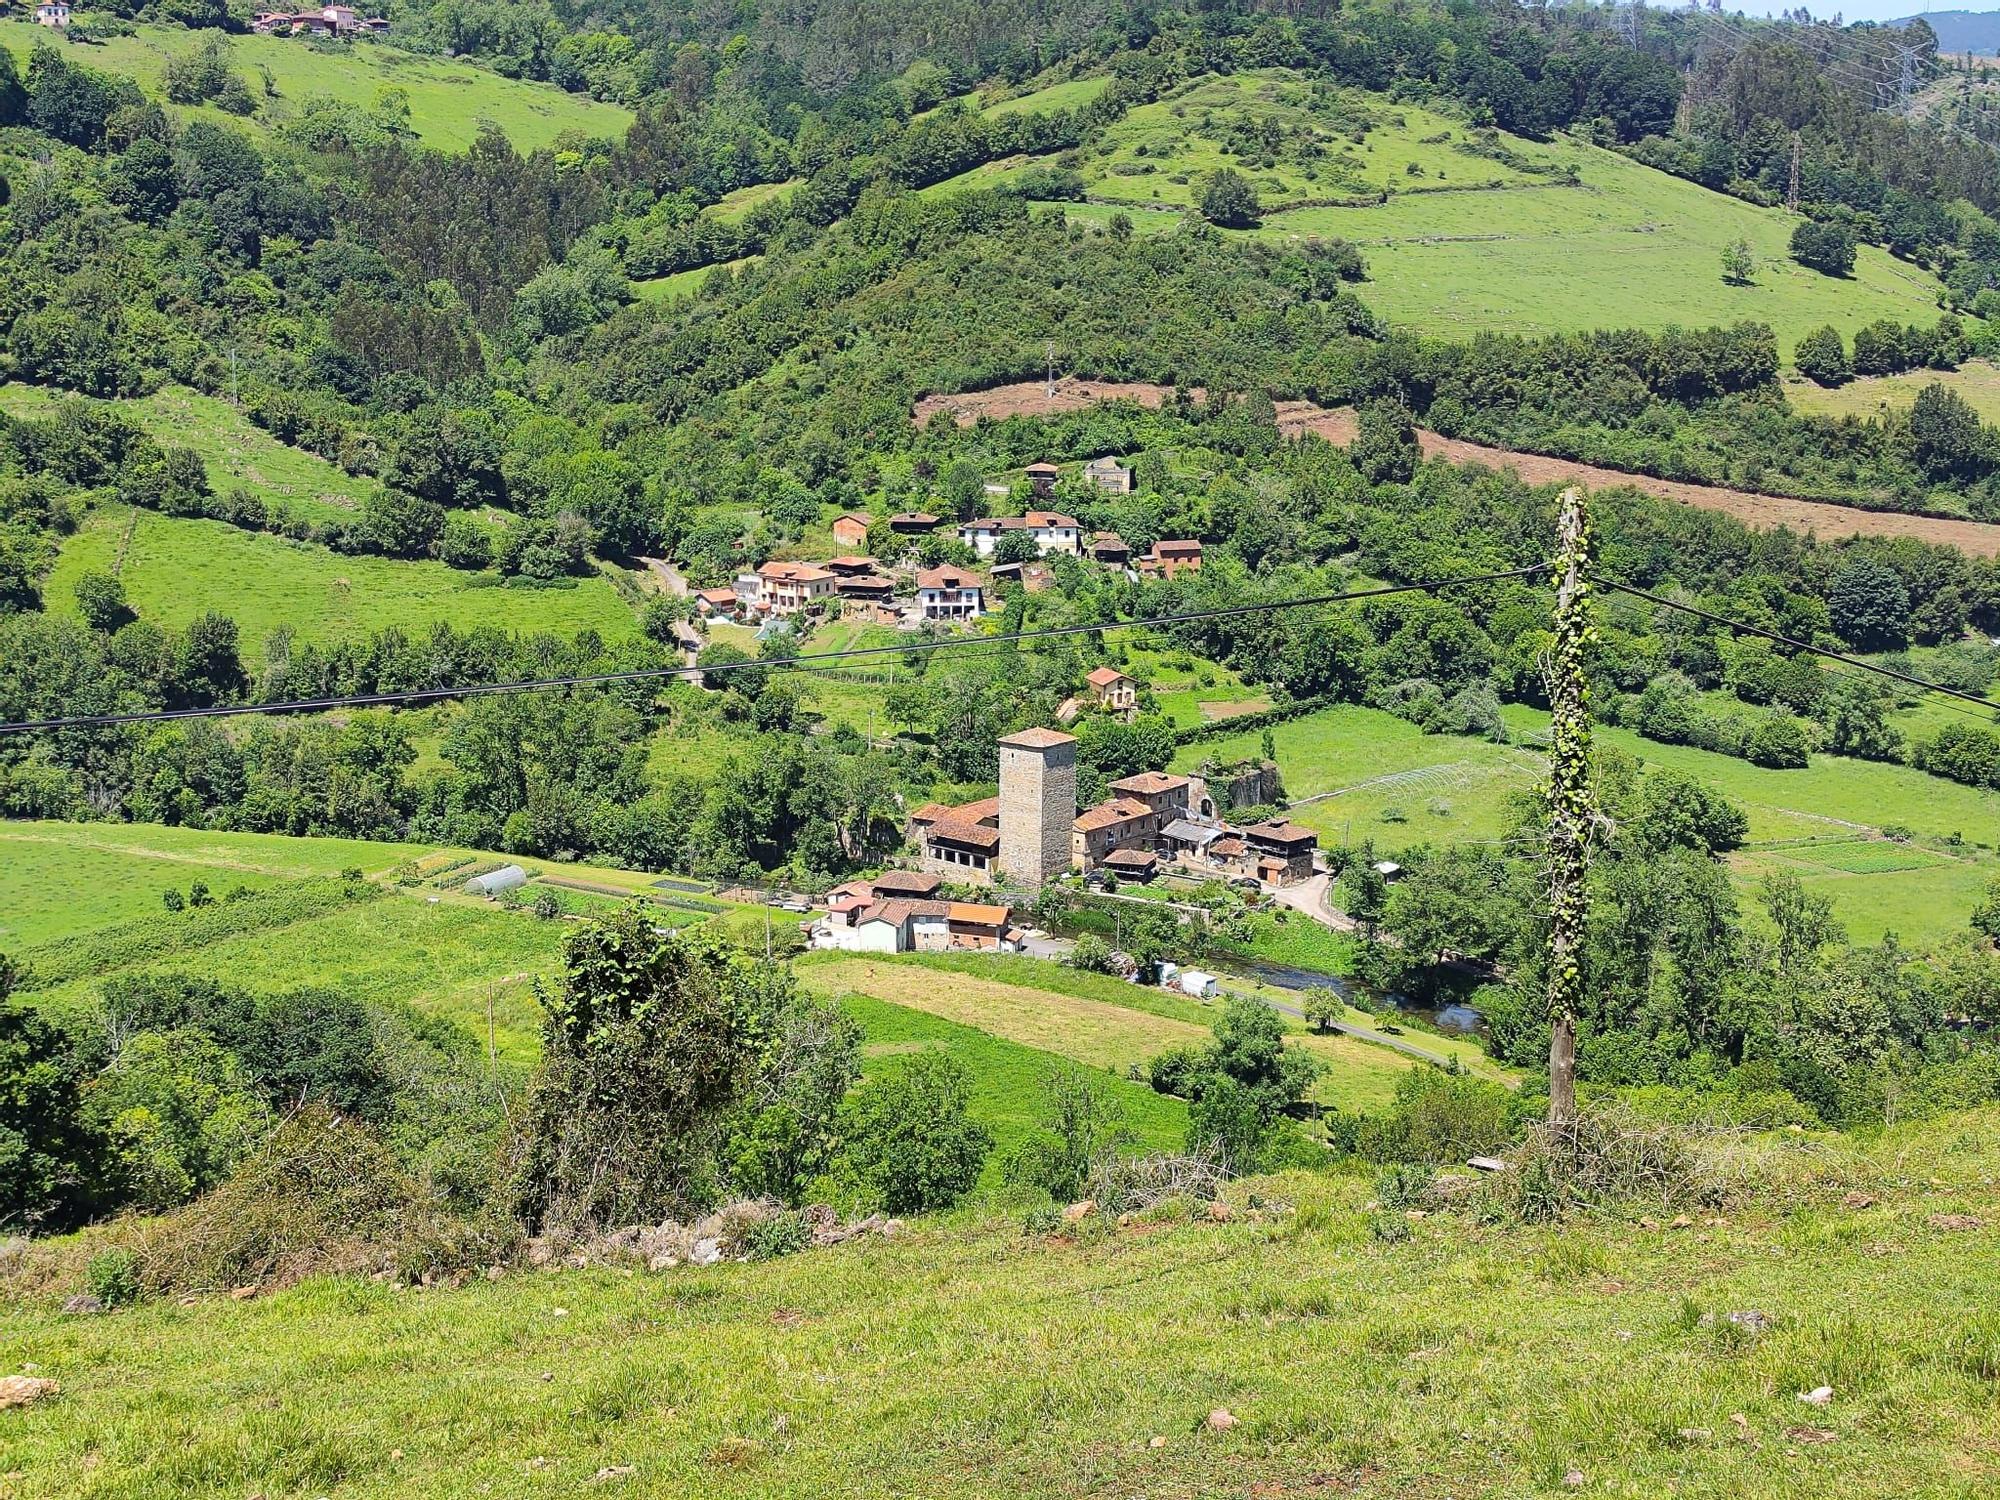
(997, 727, 1077, 887)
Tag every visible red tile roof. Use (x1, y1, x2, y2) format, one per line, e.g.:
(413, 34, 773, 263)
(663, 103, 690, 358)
(1110, 771, 1189, 796)
(1086, 667, 1130, 688)
(917, 565, 980, 590)
(872, 871, 942, 896)
(1074, 796, 1153, 833)
(947, 902, 1010, 926)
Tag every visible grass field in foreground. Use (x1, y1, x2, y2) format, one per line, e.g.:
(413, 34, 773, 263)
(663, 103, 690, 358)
(8, 1111, 1998, 1499)
(43, 506, 639, 663)
(0, 19, 631, 151)
(1785, 361, 2000, 424)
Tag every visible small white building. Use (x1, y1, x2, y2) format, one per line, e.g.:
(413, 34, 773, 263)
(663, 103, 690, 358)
(811, 897, 1017, 954)
(956, 511, 1083, 558)
(916, 564, 983, 622)
(1178, 969, 1219, 1000)
(35, 1, 71, 25)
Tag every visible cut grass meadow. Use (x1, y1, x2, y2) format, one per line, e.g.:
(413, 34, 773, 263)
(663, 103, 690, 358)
(0, 18, 631, 152)
(0, 821, 426, 948)
(6, 1109, 1999, 1499)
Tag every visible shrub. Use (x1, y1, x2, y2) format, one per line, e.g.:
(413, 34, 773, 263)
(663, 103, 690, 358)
(1373, 1162, 1436, 1212)
(514, 912, 769, 1233)
(1793, 326, 1851, 386)
(1790, 220, 1856, 277)
(85, 1247, 141, 1308)
(1355, 1067, 1511, 1165)
(1744, 713, 1813, 770)
(1065, 934, 1117, 973)
(743, 1210, 810, 1262)
(1003, 1063, 1133, 1203)
(1185, 1075, 1267, 1174)
(123, 1107, 509, 1293)
(842, 1052, 991, 1215)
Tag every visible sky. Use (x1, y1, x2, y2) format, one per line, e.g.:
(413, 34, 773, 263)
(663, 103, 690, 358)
(1730, 2, 1990, 23)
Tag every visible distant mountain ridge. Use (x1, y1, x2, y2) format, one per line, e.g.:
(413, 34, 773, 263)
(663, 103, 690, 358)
(1899, 10, 2000, 53)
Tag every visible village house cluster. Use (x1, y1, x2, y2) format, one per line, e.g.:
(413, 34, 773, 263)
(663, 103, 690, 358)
(810, 727, 1316, 955)
(251, 5, 390, 36)
(704, 456, 1202, 632)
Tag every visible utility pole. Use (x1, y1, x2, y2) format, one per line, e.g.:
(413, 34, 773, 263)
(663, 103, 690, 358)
(1544, 487, 1595, 1131)
(1891, 41, 1922, 115)
(1787, 131, 1802, 212)
(1044, 338, 1057, 398)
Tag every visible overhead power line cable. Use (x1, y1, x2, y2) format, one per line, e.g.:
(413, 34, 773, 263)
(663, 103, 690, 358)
(0, 565, 1553, 736)
(1603, 578, 2000, 714)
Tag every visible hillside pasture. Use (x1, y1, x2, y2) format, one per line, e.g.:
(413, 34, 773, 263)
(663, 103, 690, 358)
(981, 75, 1111, 117)
(0, 19, 631, 151)
(1784, 361, 2000, 424)
(1, 384, 370, 528)
(922, 67, 1957, 348)
(1173, 703, 1547, 847)
(1179, 703, 1995, 945)
(0, 821, 432, 948)
(632, 256, 762, 303)
(8, 1113, 2000, 1500)
(1257, 143, 1952, 349)
(43, 506, 640, 663)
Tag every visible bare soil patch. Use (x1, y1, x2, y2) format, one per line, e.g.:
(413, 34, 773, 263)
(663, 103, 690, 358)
(916, 385, 2000, 557)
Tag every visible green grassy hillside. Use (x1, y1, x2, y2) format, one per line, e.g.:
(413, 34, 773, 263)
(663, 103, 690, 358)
(41, 506, 640, 663)
(0, 18, 631, 151)
(1785, 360, 2000, 423)
(929, 69, 1957, 349)
(6, 1111, 1997, 1499)
(0, 383, 371, 527)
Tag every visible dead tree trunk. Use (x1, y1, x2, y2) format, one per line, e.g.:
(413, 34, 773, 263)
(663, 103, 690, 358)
(1545, 487, 1595, 1130)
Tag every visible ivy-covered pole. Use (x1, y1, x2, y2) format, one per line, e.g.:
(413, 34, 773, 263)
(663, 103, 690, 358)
(1545, 487, 1595, 1130)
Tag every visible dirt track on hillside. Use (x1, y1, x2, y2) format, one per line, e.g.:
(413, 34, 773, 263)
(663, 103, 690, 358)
(917, 381, 2000, 558)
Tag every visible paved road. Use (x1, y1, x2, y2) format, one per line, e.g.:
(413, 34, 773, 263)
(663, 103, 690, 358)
(1265, 872, 1356, 933)
(638, 557, 688, 595)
